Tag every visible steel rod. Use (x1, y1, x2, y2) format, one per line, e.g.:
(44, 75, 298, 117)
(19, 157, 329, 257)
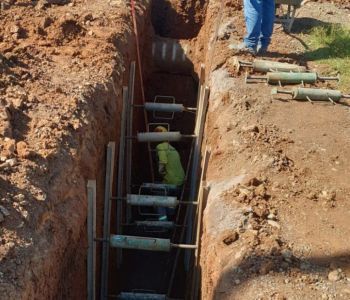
(141, 182, 178, 189)
(135, 221, 175, 229)
(100, 142, 116, 300)
(121, 222, 184, 228)
(275, 89, 293, 95)
(116, 87, 128, 268)
(171, 243, 197, 249)
(126, 61, 136, 225)
(238, 60, 253, 67)
(116, 292, 167, 300)
(246, 75, 266, 80)
(318, 75, 339, 81)
(178, 201, 198, 205)
(87, 180, 97, 300)
(196, 64, 205, 109)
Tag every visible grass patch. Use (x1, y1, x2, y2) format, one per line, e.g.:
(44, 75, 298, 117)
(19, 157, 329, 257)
(305, 24, 350, 91)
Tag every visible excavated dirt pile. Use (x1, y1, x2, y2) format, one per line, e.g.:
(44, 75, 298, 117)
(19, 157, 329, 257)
(0, 0, 148, 298)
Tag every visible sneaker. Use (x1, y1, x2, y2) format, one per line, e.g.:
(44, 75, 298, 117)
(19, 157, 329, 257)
(158, 215, 168, 222)
(229, 42, 256, 55)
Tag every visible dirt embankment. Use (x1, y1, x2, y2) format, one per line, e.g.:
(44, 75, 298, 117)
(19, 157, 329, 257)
(1, 0, 350, 299)
(0, 0, 150, 298)
(198, 1, 350, 299)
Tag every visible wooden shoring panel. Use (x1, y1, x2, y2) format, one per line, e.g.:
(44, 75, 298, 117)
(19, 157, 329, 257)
(185, 86, 210, 270)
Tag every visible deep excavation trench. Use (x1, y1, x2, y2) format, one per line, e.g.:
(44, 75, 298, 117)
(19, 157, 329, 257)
(110, 2, 206, 299)
(9, 1, 348, 299)
(42, 1, 213, 299)
(115, 73, 197, 297)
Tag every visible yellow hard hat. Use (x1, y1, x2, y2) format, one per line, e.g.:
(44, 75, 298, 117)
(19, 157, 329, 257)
(154, 126, 168, 133)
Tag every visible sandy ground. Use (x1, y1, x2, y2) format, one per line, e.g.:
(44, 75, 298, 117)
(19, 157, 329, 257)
(200, 1, 350, 299)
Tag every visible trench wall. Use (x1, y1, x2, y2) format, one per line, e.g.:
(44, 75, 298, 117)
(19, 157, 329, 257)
(0, 2, 153, 299)
(3, 0, 225, 298)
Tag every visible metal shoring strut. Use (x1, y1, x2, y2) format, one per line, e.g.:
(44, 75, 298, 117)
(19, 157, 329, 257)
(271, 87, 350, 104)
(87, 180, 97, 300)
(110, 194, 198, 231)
(167, 87, 210, 297)
(109, 235, 197, 252)
(136, 132, 196, 143)
(126, 61, 136, 225)
(237, 59, 307, 73)
(167, 82, 205, 275)
(100, 142, 116, 300)
(139, 102, 197, 113)
(245, 72, 339, 85)
(116, 87, 129, 268)
(189, 149, 211, 300)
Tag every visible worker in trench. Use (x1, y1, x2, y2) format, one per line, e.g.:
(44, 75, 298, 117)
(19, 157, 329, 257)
(154, 126, 185, 221)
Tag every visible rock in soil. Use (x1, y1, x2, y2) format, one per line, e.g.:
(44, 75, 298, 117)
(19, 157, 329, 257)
(0, 205, 10, 217)
(328, 269, 342, 282)
(222, 231, 239, 245)
(16, 141, 31, 159)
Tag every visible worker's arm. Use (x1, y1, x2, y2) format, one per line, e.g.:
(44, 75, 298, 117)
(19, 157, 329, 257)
(157, 143, 168, 176)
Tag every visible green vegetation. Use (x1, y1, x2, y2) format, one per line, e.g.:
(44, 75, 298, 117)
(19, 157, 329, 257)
(305, 24, 350, 90)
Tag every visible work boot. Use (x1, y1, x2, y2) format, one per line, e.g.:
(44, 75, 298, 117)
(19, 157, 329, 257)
(257, 44, 268, 56)
(229, 42, 256, 55)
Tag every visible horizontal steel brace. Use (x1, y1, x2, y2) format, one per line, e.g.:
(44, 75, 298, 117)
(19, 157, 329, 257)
(116, 292, 167, 300)
(127, 194, 178, 207)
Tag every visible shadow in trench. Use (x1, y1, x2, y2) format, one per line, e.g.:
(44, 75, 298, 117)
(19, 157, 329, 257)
(151, 0, 207, 39)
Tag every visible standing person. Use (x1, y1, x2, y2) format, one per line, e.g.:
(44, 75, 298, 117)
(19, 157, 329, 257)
(231, 0, 275, 55)
(154, 126, 185, 221)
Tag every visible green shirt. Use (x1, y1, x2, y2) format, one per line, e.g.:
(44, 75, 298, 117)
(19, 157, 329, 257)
(156, 142, 185, 186)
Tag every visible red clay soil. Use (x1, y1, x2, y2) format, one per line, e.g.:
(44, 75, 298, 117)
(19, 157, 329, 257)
(0, 0, 150, 298)
(151, 0, 207, 39)
(198, 1, 350, 299)
(1, 0, 350, 299)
